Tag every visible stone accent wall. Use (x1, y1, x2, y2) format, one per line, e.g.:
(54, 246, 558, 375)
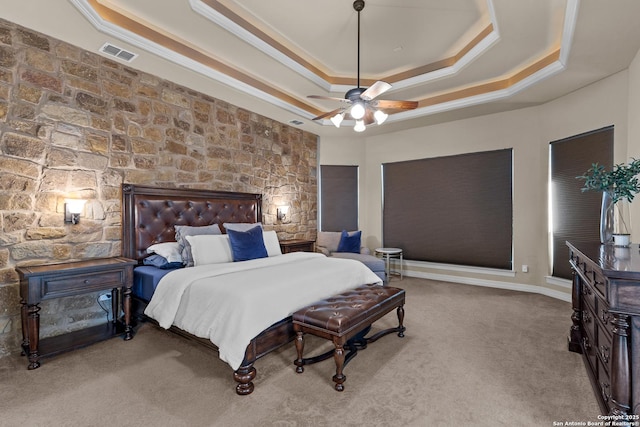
(0, 19, 318, 358)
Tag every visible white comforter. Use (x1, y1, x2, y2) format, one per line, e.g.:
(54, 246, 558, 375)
(144, 252, 382, 370)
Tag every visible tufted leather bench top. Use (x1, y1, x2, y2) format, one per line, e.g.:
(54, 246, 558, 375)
(292, 283, 405, 391)
(292, 284, 405, 337)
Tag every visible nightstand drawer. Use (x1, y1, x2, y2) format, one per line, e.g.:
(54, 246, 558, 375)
(42, 270, 125, 299)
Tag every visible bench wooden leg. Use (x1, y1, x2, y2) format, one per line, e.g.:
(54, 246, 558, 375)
(294, 331, 305, 373)
(397, 305, 405, 337)
(332, 342, 346, 392)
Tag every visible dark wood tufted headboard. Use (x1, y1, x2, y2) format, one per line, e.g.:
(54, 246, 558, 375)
(121, 184, 262, 263)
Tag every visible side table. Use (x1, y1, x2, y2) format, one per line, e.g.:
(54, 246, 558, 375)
(280, 239, 315, 254)
(16, 257, 136, 369)
(375, 248, 403, 281)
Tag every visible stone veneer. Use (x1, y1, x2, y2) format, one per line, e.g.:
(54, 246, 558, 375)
(0, 19, 318, 358)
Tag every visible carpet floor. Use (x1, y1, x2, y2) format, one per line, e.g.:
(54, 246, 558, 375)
(0, 278, 600, 426)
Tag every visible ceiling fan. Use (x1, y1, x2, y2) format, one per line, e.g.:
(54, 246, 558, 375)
(308, 0, 419, 131)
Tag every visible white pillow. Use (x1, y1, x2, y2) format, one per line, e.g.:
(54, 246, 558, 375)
(262, 230, 282, 257)
(223, 222, 262, 232)
(146, 242, 182, 263)
(185, 234, 233, 265)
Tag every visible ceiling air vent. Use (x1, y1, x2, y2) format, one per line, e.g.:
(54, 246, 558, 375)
(99, 43, 138, 62)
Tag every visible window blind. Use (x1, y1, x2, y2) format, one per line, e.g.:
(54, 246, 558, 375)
(320, 165, 358, 232)
(550, 126, 613, 279)
(383, 149, 513, 269)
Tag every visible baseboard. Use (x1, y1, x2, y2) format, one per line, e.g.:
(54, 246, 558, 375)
(403, 269, 571, 303)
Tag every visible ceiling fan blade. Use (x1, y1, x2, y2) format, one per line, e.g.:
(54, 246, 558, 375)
(374, 99, 419, 110)
(363, 107, 375, 126)
(360, 81, 392, 101)
(312, 107, 344, 121)
(308, 95, 352, 104)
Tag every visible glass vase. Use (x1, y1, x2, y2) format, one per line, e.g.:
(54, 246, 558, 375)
(600, 191, 614, 245)
(613, 198, 631, 246)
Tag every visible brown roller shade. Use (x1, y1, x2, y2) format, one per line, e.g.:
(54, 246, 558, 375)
(550, 126, 613, 279)
(383, 149, 513, 269)
(320, 165, 358, 232)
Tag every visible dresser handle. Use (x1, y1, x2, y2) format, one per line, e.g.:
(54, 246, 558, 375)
(582, 336, 592, 351)
(582, 310, 591, 324)
(84, 279, 89, 284)
(600, 345, 610, 363)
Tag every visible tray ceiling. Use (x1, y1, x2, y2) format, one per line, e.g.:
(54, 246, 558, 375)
(3, 0, 640, 135)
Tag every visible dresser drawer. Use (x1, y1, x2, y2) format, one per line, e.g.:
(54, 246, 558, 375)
(597, 322, 612, 369)
(583, 263, 606, 297)
(582, 304, 597, 347)
(581, 282, 597, 313)
(591, 269, 607, 299)
(41, 270, 125, 300)
(597, 358, 612, 410)
(582, 333, 598, 374)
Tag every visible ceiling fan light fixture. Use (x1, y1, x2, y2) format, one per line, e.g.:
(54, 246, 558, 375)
(350, 102, 365, 120)
(308, 0, 417, 129)
(330, 113, 344, 128)
(374, 109, 388, 125)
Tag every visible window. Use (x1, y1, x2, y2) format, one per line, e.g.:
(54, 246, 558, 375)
(320, 165, 358, 231)
(549, 126, 613, 279)
(383, 149, 513, 269)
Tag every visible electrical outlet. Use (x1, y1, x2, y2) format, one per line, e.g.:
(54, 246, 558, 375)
(521, 265, 529, 273)
(98, 293, 112, 302)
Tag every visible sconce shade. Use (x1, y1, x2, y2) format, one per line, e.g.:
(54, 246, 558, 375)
(64, 199, 86, 224)
(277, 205, 290, 221)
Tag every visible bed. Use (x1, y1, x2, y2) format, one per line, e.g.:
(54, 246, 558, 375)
(121, 184, 382, 395)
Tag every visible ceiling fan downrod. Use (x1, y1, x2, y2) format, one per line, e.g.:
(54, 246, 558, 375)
(354, 0, 364, 90)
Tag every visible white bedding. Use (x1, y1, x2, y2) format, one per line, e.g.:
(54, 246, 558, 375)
(144, 252, 382, 370)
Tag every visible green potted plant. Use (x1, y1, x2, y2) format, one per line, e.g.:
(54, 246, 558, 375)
(577, 158, 640, 246)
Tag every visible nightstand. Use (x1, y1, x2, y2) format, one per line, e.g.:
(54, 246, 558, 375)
(16, 257, 136, 369)
(279, 239, 315, 254)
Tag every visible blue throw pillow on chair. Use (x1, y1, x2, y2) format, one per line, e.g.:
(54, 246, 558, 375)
(227, 225, 268, 261)
(337, 230, 361, 254)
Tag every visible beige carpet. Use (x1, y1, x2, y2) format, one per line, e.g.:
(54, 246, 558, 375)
(0, 278, 599, 426)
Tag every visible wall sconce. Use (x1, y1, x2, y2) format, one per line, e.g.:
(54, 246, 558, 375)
(64, 199, 86, 224)
(277, 205, 289, 222)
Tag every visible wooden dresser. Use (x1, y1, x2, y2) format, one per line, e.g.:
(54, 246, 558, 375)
(567, 241, 640, 417)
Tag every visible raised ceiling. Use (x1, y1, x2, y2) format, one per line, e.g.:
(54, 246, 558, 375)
(3, 0, 640, 136)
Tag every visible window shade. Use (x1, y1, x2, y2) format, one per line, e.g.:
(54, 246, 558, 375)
(383, 149, 513, 269)
(550, 126, 613, 279)
(320, 165, 358, 232)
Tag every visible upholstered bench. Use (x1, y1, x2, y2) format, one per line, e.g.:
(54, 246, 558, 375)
(292, 284, 406, 391)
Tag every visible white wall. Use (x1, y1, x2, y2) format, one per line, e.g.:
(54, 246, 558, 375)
(319, 54, 639, 300)
(628, 49, 640, 231)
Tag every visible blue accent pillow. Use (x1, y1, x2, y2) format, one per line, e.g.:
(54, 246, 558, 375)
(337, 230, 361, 254)
(143, 254, 184, 270)
(227, 225, 269, 262)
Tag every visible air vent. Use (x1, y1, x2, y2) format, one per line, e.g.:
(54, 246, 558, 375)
(288, 119, 304, 126)
(99, 43, 138, 62)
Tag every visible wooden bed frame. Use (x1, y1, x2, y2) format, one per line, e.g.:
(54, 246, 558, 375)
(121, 183, 296, 395)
